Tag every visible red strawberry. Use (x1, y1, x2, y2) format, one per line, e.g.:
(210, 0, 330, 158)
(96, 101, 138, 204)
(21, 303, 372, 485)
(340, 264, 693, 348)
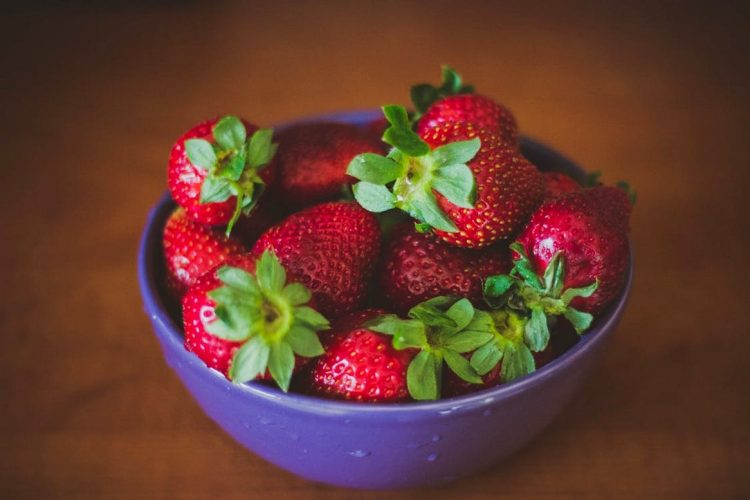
(272, 122, 382, 207)
(251, 202, 381, 318)
(307, 309, 416, 403)
(168, 116, 277, 233)
(162, 207, 247, 298)
(348, 105, 544, 249)
(379, 223, 511, 313)
(417, 94, 519, 148)
(543, 171, 581, 200)
(482, 186, 632, 355)
(517, 186, 631, 314)
(362, 116, 390, 152)
(182, 251, 330, 391)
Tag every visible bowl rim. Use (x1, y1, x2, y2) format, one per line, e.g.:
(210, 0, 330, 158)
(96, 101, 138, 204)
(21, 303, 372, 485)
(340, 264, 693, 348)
(138, 109, 633, 416)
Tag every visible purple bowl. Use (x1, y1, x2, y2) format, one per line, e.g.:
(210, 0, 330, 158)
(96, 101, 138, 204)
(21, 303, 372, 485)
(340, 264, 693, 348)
(138, 110, 633, 489)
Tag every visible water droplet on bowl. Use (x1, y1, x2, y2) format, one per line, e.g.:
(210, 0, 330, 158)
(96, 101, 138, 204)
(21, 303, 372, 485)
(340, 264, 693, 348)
(426, 452, 439, 462)
(259, 417, 272, 425)
(348, 449, 371, 458)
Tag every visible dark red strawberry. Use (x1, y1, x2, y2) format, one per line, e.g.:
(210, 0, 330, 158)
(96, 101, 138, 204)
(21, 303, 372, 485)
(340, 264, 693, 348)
(162, 207, 247, 298)
(251, 202, 381, 319)
(482, 185, 632, 355)
(307, 309, 416, 403)
(417, 94, 519, 148)
(410, 66, 518, 147)
(362, 116, 390, 152)
(272, 122, 382, 207)
(379, 223, 510, 313)
(182, 251, 330, 391)
(168, 116, 277, 233)
(347, 105, 544, 249)
(543, 171, 581, 200)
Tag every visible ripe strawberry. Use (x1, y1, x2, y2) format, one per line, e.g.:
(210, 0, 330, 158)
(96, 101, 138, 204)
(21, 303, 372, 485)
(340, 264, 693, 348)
(410, 67, 518, 147)
(347, 105, 544, 249)
(483, 185, 632, 353)
(379, 223, 511, 313)
(307, 309, 416, 403)
(251, 202, 381, 319)
(543, 171, 581, 200)
(272, 122, 382, 207)
(182, 251, 330, 391)
(168, 116, 277, 234)
(162, 207, 247, 298)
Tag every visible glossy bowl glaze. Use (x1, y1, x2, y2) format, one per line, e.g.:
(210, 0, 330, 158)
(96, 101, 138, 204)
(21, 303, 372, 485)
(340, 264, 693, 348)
(138, 110, 632, 489)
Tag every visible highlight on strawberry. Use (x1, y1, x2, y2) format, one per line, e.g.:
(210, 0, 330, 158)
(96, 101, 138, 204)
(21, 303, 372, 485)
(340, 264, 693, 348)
(182, 251, 329, 391)
(168, 116, 278, 235)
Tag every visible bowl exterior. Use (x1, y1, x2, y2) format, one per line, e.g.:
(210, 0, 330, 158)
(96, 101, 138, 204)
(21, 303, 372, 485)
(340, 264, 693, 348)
(138, 110, 631, 489)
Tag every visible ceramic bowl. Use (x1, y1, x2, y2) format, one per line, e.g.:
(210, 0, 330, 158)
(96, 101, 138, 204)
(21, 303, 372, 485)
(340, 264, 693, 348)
(138, 110, 632, 489)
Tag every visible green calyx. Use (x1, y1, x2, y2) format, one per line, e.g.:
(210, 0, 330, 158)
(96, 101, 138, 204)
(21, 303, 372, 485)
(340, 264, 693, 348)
(366, 296, 494, 401)
(410, 65, 475, 120)
(469, 309, 537, 383)
(483, 242, 598, 353)
(201, 250, 328, 391)
(347, 104, 480, 233)
(184, 116, 278, 236)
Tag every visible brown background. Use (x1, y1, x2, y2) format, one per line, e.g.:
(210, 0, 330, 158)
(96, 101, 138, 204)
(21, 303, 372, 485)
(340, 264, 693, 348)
(2, 1, 749, 498)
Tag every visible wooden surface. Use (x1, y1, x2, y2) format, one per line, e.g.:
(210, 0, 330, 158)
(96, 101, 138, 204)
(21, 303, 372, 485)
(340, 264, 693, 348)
(2, 1, 749, 498)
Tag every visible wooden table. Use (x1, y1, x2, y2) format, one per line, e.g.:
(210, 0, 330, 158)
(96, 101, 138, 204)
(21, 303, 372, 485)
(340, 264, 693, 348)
(2, 1, 748, 498)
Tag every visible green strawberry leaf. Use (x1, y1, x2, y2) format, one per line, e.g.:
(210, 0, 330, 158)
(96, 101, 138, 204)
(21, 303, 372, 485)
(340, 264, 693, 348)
(216, 266, 260, 296)
(432, 163, 476, 209)
(444, 298, 475, 332)
(542, 252, 565, 295)
(410, 83, 440, 114)
(410, 192, 458, 232)
(407, 350, 441, 400)
(347, 153, 404, 185)
(221, 149, 248, 181)
(246, 128, 277, 168)
(383, 126, 430, 157)
(281, 282, 311, 306)
(564, 307, 594, 334)
(439, 65, 463, 94)
(382, 104, 411, 129)
(294, 306, 330, 330)
(286, 325, 324, 357)
(267, 341, 295, 392)
(352, 182, 397, 213)
(229, 336, 270, 383)
(501, 343, 536, 383)
(510, 242, 544, 290)
(470, 341, 503, 376)
(368, 315, 427, 350)
(255, 250, 286, 295)
(560, 280, 599, 305)
(205, 305, 253, 341)
(483, 274, 516, 307)
(443, 350, 482, 384)
(431, 138, 481, 168)
(408, 303, 457, 329)
(213, 115, 247, 151)
(443, 330, 494, 353)
(525, 308, 550, 352)
(185, 138, 217, 170)
(199, 176, 233, 204)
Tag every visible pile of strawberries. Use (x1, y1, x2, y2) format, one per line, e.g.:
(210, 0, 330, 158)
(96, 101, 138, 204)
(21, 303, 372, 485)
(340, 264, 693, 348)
(162, 68, 633, 403)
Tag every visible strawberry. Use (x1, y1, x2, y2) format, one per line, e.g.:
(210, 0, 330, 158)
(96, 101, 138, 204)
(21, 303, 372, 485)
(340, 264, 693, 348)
(272, 122, 382, 207)
(347, 105, 544, 249)
(182, 251, 330, 391)
(162, 207, 247, 298)
(168, 116, 278, 234)
(483, 185, 632, 353)
(410, 66, 518, 147)
(543, 171, 581, 200)
(251, 202, 381, 319)
(307, 309, 416, 403)
(365, 296, 499, 400)
(379, 223, 511, 313)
